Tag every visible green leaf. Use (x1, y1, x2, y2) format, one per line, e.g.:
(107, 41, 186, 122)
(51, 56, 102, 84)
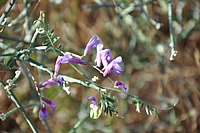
(0, 79, 6, 87)
(109, 109, 112, 116)
(155, 108, 159, 118)
(6, 58, 15, 69)
(39, 33, 47, 38)
(104, 100, 108, 109)
(106, 96, 115, 103)
(42, 39, 50, 45)
(136, 102, 141, 113)
(57, 43, 62, 49)
(145, 105, 149, 115)
(50, 29, 55, 38)
(132, 98, 144, 113)
(52, 37, 60, 44)
(149, 107, 154, 115)
(132, 97, 139, 104)
(45, 45, 53, 52)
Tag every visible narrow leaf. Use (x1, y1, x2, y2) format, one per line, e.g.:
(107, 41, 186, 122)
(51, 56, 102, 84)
(149, 107, 154, 115)
(42, 39, 50, 45)
(50, 29, 55, 37)
(52, 37, 60, 44)
(136, 102, 140, 113)
(145, 105, 149, 115)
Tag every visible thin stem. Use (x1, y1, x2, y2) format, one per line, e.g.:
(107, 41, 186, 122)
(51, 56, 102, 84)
(168, 0, 177, 60)
(65, 51, 114, 82)
(83, 0, 153, 9)
(8, 90, 38, 133)
(0, 34, 30, 44)
(19, 63, 40, 100)
(1, 71, 38, 133)
(0, 0, 17, 24)
(28, 57, 177, 111)
(42, 120, 52, 133)
(141, 0, 161, 30)
(68, 115, 89, 133)
(1, 103, 38, 120)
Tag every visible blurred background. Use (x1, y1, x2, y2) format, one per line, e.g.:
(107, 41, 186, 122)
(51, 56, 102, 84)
(0, 0, 199, 132)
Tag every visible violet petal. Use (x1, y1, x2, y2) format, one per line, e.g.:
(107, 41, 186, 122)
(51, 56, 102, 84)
(42, 97, 57, 111)
(39, 104, 48, 120)
(114, 81, 127, 92)
(84, 36, 100, 56)
(88, 96, 97, 105)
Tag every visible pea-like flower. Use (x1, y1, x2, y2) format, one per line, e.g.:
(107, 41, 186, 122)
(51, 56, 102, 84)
(114, 81, 127, 92)
(84, 36, 100, 56)
(55, 53, 86, 76)
(41, 97, 57, 111)
(88, 96, 102, 119)
(101, 49, 112, 68)
(103, 56, 123, 77)
(39, 104, 48, 120)
(38, 75, 64, 88)
(39, 97, 57, 120)
(95, 47, 112, 68)
(95, 44, 103, 67)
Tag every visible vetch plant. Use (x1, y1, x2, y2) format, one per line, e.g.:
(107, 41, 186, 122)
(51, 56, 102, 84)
(0, 10, 179, 133)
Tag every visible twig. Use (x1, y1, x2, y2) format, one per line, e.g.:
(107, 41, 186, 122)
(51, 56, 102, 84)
(0, 0, 16, 24)
(0, 103, 38, 120)
(68, 115, 89, 133)
(28, 54, 177, 111)
(0, 70, 38, 133)
(0, 34, 30, 44)
(168, 0, 178, 61)
(141, 0, 161, 30)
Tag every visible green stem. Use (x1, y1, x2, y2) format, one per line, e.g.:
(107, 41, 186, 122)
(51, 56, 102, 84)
(0, 34, 30, 44)
(68, 115, 89, 133)
(28, 57, 176, 111)
(45, 28, 55, 50)
(0, 0, 16, 24)
(6, 89, 38, 132)
(2, 103, 38, 120)
(168, 0, 177, 60)
(1, 70, 38, 133)
(141, 0, 161, 29)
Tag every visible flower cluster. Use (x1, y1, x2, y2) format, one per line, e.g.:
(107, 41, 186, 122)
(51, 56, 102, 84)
(38, 35, 127, 120)
(84, 35, 127, 91)
(84, 35, 128, 119)
(84, 36, 123, 77)
(38, 53, 86, 120)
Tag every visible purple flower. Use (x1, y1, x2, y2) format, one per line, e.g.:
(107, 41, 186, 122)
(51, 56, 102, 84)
(95, 44, 103, 67)
(101, 49, 111, 68)
(88, 96, 97, 105)
(55, 54, 86, 76)
(88, 96, 98, 111)
(39, 104, 48, 120)
(84, 36, 100, 56)
(38, 75, 64, 88)
(95, 44, 112, 68)
(54, 56, 63, 76)
(88, 96, 102, 119)
(103, 56, 123, 77)
(41, 97, 57, 111)
(114, 81, 127, 92)
(56, 76, 64, 86)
